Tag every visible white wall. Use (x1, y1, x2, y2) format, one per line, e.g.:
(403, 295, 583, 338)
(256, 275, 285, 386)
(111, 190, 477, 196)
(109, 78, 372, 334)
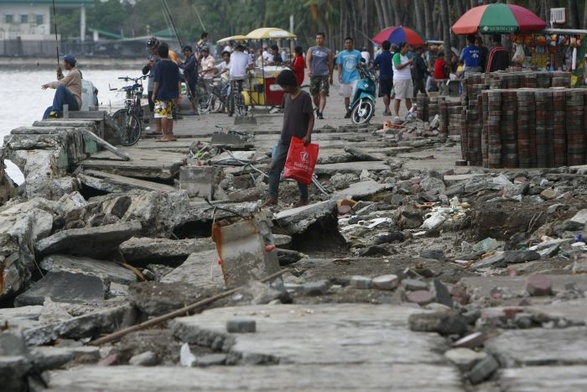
(0, 4, 51, 39)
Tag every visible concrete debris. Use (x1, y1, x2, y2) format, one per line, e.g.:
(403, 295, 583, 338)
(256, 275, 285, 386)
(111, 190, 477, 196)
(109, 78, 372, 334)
(14, 271, 108, 307)
(467, 354, 500, 384)
(128, 351, 159, 366)
(226, 319, 257, 333)
(4, 96, 587, 390)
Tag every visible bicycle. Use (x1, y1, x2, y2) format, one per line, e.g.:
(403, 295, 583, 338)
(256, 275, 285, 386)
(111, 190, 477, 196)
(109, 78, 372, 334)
(194, 78, 224, 114)
(110, 75, 146, 146)
(226, 79, 248, 117)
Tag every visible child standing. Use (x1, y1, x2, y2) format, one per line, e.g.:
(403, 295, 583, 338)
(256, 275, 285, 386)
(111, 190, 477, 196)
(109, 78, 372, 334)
(263, 69, 315, 207)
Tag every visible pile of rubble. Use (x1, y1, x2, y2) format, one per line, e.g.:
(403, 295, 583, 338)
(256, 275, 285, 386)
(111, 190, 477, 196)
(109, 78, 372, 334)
(2, 118, 587, 390)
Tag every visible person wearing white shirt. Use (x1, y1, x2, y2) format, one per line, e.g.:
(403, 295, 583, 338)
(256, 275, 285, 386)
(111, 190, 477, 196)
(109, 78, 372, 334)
(199, 47, 216, 92)
(229, 44, 253, 97)
(215, 51, 231, 81)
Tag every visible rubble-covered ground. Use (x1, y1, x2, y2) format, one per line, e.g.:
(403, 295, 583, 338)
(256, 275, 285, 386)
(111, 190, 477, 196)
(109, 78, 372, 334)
(2, 101, 587, 390)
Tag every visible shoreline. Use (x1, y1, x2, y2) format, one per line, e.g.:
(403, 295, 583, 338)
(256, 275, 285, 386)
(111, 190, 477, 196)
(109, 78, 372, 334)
(0, 57, 145, 70)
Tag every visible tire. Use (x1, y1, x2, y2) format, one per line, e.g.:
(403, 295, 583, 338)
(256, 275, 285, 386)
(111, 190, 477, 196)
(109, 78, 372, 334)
(208, 92, 223, 113)
(351, 99, 375, 125)
(227, 90, 235, 117)
(235, 92, 248, 116)
(196, 94, 211, 114)
(112, 109, 141, 146)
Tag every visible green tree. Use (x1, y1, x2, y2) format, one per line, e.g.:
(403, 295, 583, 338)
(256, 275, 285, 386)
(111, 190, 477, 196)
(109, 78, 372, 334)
(88, 0, 127, 35)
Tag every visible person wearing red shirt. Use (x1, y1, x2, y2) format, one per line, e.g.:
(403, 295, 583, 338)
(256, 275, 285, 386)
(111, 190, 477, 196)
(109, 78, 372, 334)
(432, 51, 450, 94)
(290, 46, 306, 86)
(433, 51, 449, 80)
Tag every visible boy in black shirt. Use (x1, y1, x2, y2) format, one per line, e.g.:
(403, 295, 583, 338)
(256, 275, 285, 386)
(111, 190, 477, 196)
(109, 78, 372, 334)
(263, 70, 315, 207)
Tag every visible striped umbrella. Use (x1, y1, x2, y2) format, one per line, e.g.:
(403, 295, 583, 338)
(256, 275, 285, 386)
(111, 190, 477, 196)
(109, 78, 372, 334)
(372, 26, 427, 47)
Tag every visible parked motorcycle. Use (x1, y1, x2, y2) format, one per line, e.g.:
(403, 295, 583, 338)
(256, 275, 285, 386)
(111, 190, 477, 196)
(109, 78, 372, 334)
(349, 66, 377, 124)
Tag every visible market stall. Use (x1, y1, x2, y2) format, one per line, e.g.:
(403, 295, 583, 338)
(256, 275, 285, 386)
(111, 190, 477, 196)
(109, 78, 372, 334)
(509, 29, 587, 86)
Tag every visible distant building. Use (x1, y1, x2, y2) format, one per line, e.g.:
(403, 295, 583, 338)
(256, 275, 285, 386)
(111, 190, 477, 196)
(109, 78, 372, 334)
(0, 0, 94, 56)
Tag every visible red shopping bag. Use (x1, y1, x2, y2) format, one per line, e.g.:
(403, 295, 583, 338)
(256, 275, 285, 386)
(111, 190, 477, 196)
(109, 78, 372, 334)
(283, 137, 319, 185)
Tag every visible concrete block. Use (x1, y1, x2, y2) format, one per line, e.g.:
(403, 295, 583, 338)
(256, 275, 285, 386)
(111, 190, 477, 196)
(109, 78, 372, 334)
(467, 354, 500, 384)
(445, 348, 488, 371)
(210, 131, 251, 148)
(350, 276, 372, 289)
(14, 271, 108, 307)
(197, 353, 227, 367)
(301, 280, 331, 296)
(403, 279, 429, 291)
(129, 351, 159, 366)
(526, 275, 553, 296)
(212, 212, 280, 288)
(179, 166, 217, 199)
(226, 319, 257, 333)
(372, 274, 400, 291)
(406, 290, 435, 306)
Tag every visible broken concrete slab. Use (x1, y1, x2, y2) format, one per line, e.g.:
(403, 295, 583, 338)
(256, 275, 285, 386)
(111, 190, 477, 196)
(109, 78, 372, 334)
(210, 131, 252, 149)
(332, 180, 394, 200)
(80, 148, 186, 181)
(78, 170, 176, 194)
(14, 271, 108, 307)
(344, 146, 386, 161)
(484, 326, 587, 367)
(172, 304, 450, 366)
(40, 254, 137, 285)
(186, 200, 259, 223)
(35, 220, 143, 258)
(0, 355, 32, 392)
(128, 281, 222, 316)
(179, 166, 217, 198)
(496, 365, 587, 392)
(42, 363, 465, 391)
(459, 275, 587, 300)
(273, 200, 337, 235)
(119, 237, 215, 266)
(160, 249, 224, 288)
(0, 199, 55, 300)
(212, 213, 280, 288)
(121, 191, 192, 238)
(210, 151, 256, 165)
(24, 304, 139, 346)
(315, 161, 391, 174)
(0, 306, 43, 330)
(31, 345, 100, 369)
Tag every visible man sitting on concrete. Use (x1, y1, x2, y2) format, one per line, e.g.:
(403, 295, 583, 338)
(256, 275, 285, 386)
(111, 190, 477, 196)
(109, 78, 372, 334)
(41, 54, 82, 119)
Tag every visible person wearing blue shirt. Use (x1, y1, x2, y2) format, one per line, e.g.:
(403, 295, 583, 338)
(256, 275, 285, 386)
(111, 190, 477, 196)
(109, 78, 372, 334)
(371, 40, 394, 116)
(460, 34, 482, 74)
(152, 43, 180, 142)
(336, 37, 362, 118)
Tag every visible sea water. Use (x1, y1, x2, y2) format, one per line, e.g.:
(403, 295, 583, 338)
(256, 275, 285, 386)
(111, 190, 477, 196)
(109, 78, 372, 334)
(0, 69, 138, 184)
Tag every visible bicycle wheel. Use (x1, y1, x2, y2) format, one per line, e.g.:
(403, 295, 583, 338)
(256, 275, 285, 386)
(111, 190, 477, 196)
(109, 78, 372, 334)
(208, 92, 223, 113)
(227, 89, 235, 117)
(112, 109, 141, 146)
(196, 94, 211, 114)
(235, 92, 249, 117)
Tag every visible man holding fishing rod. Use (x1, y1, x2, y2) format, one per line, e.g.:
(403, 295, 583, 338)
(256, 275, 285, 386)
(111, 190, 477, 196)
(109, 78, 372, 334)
(41, 54, 82, 119)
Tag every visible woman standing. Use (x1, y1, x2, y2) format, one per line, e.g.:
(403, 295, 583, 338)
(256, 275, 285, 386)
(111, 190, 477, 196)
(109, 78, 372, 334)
(290, 46, 306, 86)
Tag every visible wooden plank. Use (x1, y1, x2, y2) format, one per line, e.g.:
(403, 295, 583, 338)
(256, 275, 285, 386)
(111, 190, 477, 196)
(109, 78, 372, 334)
(81, 148, 186, 180)
(79, 170, 176, 193)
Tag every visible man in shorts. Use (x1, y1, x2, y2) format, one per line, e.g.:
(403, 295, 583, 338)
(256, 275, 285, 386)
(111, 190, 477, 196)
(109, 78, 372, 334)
(306, 32, 333, 119)
(336, 37, 362, 118)
(392, 41, 414, 123)
(371, 40, 393, 116)
(152, 43, 180, 142)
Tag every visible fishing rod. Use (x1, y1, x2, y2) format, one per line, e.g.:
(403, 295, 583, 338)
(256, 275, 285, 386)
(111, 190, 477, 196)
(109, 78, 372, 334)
(51, 0, 59, 64)
(161, 0, 183, 50)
